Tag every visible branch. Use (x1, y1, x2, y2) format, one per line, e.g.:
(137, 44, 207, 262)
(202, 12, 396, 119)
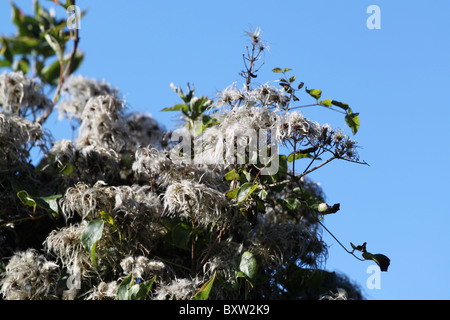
(289, 103, 347, 114)
(268, 155, 337, 188)
(317, 220, 365, 261)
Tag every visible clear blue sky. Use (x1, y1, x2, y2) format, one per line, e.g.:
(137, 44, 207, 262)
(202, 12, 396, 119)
(2, 0, 450, 300)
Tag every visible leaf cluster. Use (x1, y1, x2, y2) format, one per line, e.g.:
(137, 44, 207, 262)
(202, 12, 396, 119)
(0, 1, 84, 85)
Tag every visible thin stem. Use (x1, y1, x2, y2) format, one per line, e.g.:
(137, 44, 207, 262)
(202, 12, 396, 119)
(289, 103, 319, 110)
(301, 155, 336, 177)
(268, 155, 337, 188)
(289, 103, 347, 115)
(0, 213, 49, 228)
(140, 243, 192, 273)
(317, 220, 365, 261)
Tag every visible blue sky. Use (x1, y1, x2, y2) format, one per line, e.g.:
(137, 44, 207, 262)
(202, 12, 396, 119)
(2, 0, 450, 300)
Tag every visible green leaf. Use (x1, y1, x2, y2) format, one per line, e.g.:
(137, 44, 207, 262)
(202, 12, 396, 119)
(171, 222, 192, 251)
(117, 274, 133, 300)
(0, 59, 12, 68)
(16, 190, 62, 216)
(283, 68, 292, 73)
(38, 194, 62, 214)
(331, 100, 349, 111)
(235, 270, 252, 288)
(362, 252, 391, 272)
(192, 272, 216, 300)
(345, 113, 360, 135)
(61, 163, 73, 176)
(288, 75, 296, 83)
(224, 169, 239, 181)
(225, 187, 239, 199)
(319, 98, 332, 107)
(15, 57, 30, 74)
(44, 33, 63, 60)
(99, 210, 120, 240)
(236, 182, 259, 204)
(371, 254, 391, 272)
(81, 220, 104, 267)
(17, 190, 37, 213)
(272, 67, 283, 73)
(202, 115, 218, 129)
(161, 104, 185, 112)
(305, 88, 322, 100)
(277, 197, 301, 211)
(258, 188, 268, 200)
(0, 38, 14, 65)
(278, 154, 288, 179)
(117, 275, 156, 300)
(41, 52, 84, 85)
(9, 37, 40, 55)
(134, 276, 156, 300)
(239, 251, 257, 280)
(287, 152, 313, 163)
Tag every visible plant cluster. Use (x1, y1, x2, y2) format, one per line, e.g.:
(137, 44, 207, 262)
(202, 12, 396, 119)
(0, 1, 389, 300)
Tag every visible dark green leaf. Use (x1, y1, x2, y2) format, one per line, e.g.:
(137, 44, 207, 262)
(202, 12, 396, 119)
(289, 75, 296, 83)
(0, 38, 14, 65)
(15, 57, 30, 74)
(192, 273, 216, 300)
(236, 182, 259, 204)
(239, 251, 257, 280)
(0, 59, 12, 68)
(345, 113, 360, 135)
(277, 197, 301, 211)
(140, 276, 157, 297)
(362, 252, 390, 272)
(17, 190, 37, 213)
(118, 275, 156, 300)
(331, 100, 349, 111)
(171, 222, 192, 250)
(81, 220, 104, 267)
(117, 274, 133, 300)
(9, 36, 40, 55)
(38, 194, 62, 214)
(371, 254, 391, 272)
(351, 242, 367, 253)
(41, 52, 84, 85)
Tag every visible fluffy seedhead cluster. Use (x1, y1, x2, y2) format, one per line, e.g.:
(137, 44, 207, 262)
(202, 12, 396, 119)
(57, 74, 120, 122)
(0, 47, 363, 299)
(0, 71, 51, 119)
(0, 113, 45, 171)
(0, 249, 58, 300)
